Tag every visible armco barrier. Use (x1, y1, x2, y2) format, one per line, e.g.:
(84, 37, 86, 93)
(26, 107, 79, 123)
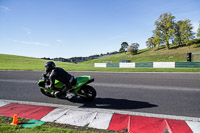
(94, 63, 107, 67)
(119, 63, 135, 68)
(107, 63, 119, 67)
(154, 62, 175, 68)
(94, 62, 200, 68)
(135, 62, 153, 68)
(175, 62, 200, 68)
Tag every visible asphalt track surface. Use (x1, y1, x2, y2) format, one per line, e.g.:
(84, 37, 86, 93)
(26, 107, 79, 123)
(0, 70, 200, 118)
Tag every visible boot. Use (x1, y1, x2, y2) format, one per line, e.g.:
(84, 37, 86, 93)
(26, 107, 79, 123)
(66, 92, 75, 99)
(54, 91, 62, 98)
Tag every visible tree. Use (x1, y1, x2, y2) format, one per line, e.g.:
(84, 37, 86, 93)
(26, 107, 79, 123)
(119, 42, 129, 53)
(174, 20, 183, 46)
(197, 23, 200, 38)
(152, 34, 162, 47)
(174, 19, 194, 46)
(128, 43, 139, 55)
(146, 37, 156, 48)
(154, 13, 176, 49)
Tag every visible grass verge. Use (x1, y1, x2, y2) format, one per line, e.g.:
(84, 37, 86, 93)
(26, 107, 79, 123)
(0, 116, 115, 133)
(1, 53, 200, 72)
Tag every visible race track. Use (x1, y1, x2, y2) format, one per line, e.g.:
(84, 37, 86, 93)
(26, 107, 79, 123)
(0, 70, 200, 118)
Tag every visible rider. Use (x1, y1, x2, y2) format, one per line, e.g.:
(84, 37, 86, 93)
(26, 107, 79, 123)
(43, 61, 76, 97)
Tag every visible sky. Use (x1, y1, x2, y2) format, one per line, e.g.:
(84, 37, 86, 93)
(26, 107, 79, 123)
(0, 0, 200, 58)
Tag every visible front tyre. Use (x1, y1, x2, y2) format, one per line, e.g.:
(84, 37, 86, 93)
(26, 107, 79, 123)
(40, 88, 55, 97)
(79, 85, 96, 101)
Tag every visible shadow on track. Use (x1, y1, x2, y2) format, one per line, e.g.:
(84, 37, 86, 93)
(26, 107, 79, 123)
(68, 97, 158, 110)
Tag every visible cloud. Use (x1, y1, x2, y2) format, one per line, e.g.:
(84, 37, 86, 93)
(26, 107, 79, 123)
(22, 27, 31, 35)
(56, 40, 63, 42)
(0, 5, 11, 11)
(192, 21, 199, 33)
(14, 40, 49, 47)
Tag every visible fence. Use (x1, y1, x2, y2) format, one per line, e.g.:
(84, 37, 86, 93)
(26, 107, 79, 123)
(94, 62, 200, 68)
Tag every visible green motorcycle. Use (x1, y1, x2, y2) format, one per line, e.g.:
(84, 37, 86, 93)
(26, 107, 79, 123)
(38, 75, 96, 101)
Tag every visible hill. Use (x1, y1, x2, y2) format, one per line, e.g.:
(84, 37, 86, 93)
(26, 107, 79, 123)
(1, 43, 200, 72)
(0, 54, 79, 71)
(81, 43, 200, 65)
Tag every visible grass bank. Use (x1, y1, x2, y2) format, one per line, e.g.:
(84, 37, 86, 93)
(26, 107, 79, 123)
(83, 43, 200, 64)
(1, 43, 200, 72)
(1, 54, 200, 72)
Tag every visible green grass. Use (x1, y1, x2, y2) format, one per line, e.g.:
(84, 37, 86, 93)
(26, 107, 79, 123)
(0, 54, 86, 71)
(1, 44, 200, 72)
(0, 124, 99, 133)
(0, 54, 200, 72)
(0, 54, 47, 70)
(0, 116, 114, 133)
(0, 123, 76, 133)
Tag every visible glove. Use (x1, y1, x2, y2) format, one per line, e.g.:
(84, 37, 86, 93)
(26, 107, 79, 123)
(43, 74, 46, 77)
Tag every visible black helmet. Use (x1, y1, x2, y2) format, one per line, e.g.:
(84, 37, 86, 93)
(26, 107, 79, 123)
(45, 61, 56, 72)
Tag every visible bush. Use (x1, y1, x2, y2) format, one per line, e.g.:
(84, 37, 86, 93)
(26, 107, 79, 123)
(188, 39, 200, 45)
(127, 43, 140, 55)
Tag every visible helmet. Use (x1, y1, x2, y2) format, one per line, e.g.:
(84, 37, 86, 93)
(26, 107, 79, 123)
(45, 61, 56, 72)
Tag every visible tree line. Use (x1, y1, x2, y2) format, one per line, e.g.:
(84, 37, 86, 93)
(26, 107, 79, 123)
(146, 13, 200, 49)
(41, 51, 121, 63)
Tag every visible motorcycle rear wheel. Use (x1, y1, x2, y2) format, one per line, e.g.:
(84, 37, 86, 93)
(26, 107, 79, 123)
(79, 85, 96, 101)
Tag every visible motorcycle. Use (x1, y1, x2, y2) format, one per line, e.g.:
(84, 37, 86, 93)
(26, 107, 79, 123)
(38, 75, 96, 101)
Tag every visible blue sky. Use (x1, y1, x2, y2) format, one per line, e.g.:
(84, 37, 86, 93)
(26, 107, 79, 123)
(0, 0, 200, 58)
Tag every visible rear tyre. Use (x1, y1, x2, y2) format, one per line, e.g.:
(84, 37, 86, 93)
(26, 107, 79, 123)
(40, 89, 55, 97)
(79, 85, 96, 101)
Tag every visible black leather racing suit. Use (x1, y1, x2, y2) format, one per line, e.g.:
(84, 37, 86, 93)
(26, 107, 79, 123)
(45, 67, 75, 91)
